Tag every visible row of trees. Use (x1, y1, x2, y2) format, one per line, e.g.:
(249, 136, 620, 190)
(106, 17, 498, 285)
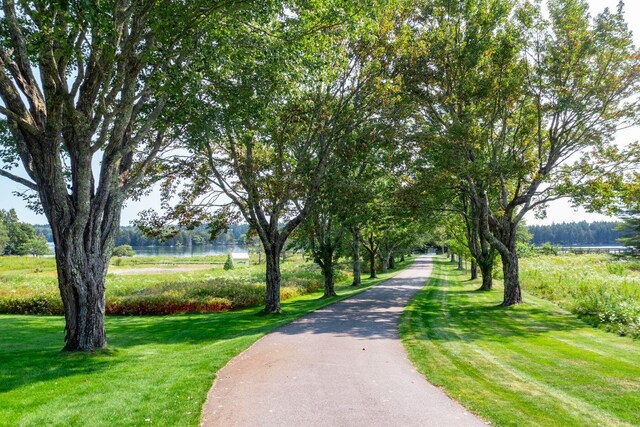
(0, 0, 638, 350)
(402, 0, 640, 305)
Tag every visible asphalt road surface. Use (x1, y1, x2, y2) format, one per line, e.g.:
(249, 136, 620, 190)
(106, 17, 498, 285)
(201, 256, 485, 427)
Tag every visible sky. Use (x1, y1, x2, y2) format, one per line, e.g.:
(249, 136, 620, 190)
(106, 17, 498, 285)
(0, 0, 638, 226)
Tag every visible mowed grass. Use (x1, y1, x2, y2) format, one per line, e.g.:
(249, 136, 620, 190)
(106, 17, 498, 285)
(0, 258, 413, 427)
(400, 257, 640, 427)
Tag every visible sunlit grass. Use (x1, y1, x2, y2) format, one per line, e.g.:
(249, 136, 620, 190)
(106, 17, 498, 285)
(0, 258, 413, 427)
(518, 254, 640, 337)
(401, 257, 640, 426)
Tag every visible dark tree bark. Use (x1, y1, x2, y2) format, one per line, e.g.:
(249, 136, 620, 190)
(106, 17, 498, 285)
(264, 243, 283, 313)
(450, 252, 455, 262)
(470, 260, 478, 280)
(361, 232, 379, 279)
(499, 243, 522, 305)
(368, 251, 377, 278)
(462, 196, 496, 292)
(457, 255, 463, 270)
(322, 264, 336, 297)
(389, 255, 395, 269)
(351, 226, 362, 286)
(380, 256, 388, 273)
(477, 258, 494, 291)
(0, 2, 186, 350)
(400, 254, 405, 263)
(473, 191, 522, 305)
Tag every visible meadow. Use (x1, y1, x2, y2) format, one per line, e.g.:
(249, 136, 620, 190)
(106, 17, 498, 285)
(401, 257, 640, 427)
(518, 254, 640, 337)
(0, 256, 414, 426)
(0, 254, 343, 315)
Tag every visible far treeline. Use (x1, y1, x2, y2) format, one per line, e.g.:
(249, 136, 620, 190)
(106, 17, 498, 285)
(33, 224, 250, 248)
(1, 0, 639, 351)
(30, 220, 624, 248)
(528, 221, 622, 246)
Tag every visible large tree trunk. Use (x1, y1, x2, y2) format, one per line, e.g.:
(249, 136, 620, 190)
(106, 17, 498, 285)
(380, 256, 388, 273)
(501, 251, 522, 305)
(450, 252, 455, 262)
(457, 255, 463, 270)
(369, 251, 377, 279)
(56, 244, 109, 351)
(351, 226, 361, 286)
(477, 259, 494, 291)
(389, 255, 395, 269)
(50, 200, 122, 352)
(400, 254, 405, 263)
(470, 260, 478, 280)
(264, 246, 282, 313)
(322, 262, 336, 297)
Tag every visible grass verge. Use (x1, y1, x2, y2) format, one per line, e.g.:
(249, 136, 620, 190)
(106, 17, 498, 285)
(400, 256, 640, 427)
(0, 258, 413, 427)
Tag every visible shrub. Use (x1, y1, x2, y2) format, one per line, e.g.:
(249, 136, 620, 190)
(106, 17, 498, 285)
(0, 293, 64, 315)
(538, 242, 560, 256)
(224, 253, 234, 270)
(113, 245, 135, 257)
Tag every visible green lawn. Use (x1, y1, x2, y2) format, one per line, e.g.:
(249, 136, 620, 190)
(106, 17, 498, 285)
(0, 259, 413, 427)
(400, 257, 640, 427)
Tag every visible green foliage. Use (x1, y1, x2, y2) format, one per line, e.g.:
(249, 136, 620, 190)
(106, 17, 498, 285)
(529, 221, 621, 246)
(223, 253, 234, 271)
(112, 245, 135, 257)
(0, 209, 38, 256)
(615, 207, 640, 251)
(539, 242, 560, 256)
(0, 220, 8, 254)
(19, 234, 51, 257)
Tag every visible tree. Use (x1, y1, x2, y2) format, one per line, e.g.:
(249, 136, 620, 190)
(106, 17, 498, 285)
(0, 209, 36, 255)
(224, 253, 234, 271)
(0, 220, 7, 254)
(154, 3, 394, 313)
(0, 1, 244, 350)
(403, 0, 640, 305)
(290, 204, 344, 297)
(113, 245, 135, 257)
(20, 234, 51, 257)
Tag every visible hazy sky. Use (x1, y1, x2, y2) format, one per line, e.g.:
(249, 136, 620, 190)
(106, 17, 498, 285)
(0, 0, 638, 225)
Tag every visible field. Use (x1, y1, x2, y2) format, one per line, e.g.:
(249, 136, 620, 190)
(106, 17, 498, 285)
(518, 254, 640, 337)
(401, 257, 640, 427)
(0, 254, 344, 315)
(0, 256, 414, 426)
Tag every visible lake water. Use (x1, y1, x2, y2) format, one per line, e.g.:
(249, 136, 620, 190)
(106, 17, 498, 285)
(129, 245, 248, 257)
(45, 243, 250, 257)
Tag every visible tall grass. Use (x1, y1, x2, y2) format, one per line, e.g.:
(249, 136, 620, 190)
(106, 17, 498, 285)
(519, 254, 640, 337)
(0, 255, 349, 315)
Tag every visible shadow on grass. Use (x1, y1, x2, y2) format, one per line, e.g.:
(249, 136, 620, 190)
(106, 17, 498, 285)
(402, 258, 587, 344)
(0, 260, 417, 394)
